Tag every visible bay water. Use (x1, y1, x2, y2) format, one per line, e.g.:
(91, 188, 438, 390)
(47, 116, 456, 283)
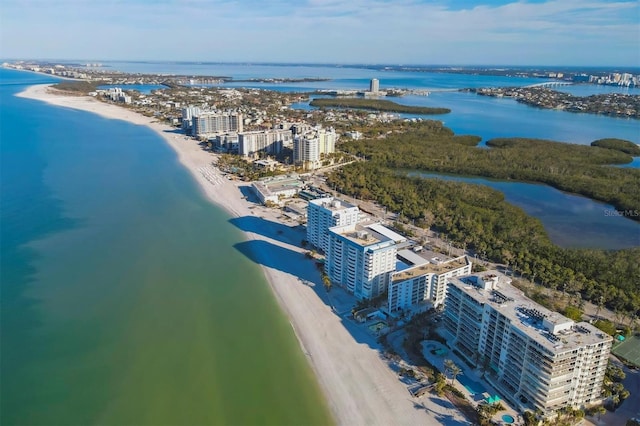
(0, 69, 332, 425)
(87, 62, 639, 247)
(409, 172, 640, 250)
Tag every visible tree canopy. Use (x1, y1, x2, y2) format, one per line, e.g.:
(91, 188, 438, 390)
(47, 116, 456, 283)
(328, 121, 640, 315)
(591, 138, 640, 156)
(310, 98, 450, 115)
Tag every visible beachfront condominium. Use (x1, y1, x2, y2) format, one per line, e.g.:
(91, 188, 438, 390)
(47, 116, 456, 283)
(442, 271, 612, 414)
(307, 197, 359, 254)
(389, 250, 471, 313)
(238, 129, 294, 158)
(181, 106, 201, 132)
(325, 223, 397, 300)
(104, 87, 132, 104)
(192, 111, 243, 138)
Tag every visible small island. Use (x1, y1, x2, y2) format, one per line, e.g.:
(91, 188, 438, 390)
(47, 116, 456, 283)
(309, 98, 450, 115)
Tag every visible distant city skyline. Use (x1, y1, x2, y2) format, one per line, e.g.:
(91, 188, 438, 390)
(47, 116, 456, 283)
(1, 0, 639, 67)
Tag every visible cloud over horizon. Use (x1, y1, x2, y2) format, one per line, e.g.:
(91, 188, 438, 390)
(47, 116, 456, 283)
(1, 0, 638, 66)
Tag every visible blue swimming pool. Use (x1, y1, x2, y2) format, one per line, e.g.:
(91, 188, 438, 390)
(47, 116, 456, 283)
(502, 414, 515, 424)
(457, 374, 486, 395)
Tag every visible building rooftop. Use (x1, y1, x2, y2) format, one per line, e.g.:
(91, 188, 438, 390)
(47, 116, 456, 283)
(397, 248, 453, 266)
(392, 255, 470, 283)
(367, 223, 407, 244)
(252, 175, 304, 200)
(330, 222, 395, 248)
(448, 271, 612, 354)
(309, 197, 358, 212)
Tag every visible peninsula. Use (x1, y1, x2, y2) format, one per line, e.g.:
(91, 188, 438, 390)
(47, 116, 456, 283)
(309, 98, 451, 115)
(469, 86, 640, 118)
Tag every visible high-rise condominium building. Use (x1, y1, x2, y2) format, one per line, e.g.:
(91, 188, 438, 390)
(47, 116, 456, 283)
(192, 111, 243, 137)
(389, 251, 471, 312)
(293, 136, 320, 170)
(370, 78, 380, 93)
(443, 271, 611, 415)
(238, 129, 293, 157)
(317, 127, 337, 155)
(306, 197, 359, 254)
(293, 127, 337, 170)
(325, 223, 397, 300)
(181, 106, 201, 133)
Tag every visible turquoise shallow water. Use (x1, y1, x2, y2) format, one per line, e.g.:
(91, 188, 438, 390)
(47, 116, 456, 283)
(0, 69, 332, 425)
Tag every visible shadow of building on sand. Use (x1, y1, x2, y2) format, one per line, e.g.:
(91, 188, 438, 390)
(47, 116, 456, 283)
(230, 215, 305, 247)
(233, 238, 384, 351)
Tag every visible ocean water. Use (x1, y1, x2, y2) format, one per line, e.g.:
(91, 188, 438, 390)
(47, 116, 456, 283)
(0, 69, 332, 425)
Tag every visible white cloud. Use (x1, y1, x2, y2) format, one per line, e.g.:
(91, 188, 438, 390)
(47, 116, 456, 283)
(0, 0, 637, 65)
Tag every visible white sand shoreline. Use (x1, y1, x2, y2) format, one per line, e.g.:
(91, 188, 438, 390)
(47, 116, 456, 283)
(16, 84, 465, 425)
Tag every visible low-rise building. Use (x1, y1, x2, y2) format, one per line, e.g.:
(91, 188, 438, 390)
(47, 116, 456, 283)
(251, 174, 303, 205)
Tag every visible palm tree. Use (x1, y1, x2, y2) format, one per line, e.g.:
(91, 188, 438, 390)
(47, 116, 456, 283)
(444, 359, 461, 385)
(322, 275, 332, 292)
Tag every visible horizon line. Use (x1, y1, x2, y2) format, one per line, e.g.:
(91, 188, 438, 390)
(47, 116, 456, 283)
(4, 59, 640, 71)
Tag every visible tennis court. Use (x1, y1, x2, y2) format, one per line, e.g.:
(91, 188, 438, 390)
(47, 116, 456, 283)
(612, 335, 640, 368)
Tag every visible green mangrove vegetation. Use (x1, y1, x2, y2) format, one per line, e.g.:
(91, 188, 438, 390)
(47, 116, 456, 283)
(591, 138, 640, 156)
(309, 98, 451, 115)
(53, 80, 104, 93)
(327, 121, 640, 314)
(338, 121, 640, 220)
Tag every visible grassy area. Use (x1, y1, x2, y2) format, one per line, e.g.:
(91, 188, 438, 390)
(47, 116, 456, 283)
(310, 98, 450, 115)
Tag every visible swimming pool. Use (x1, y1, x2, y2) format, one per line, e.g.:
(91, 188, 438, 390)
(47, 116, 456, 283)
(457, 374, 486, 395)
(502, 414, 515, 424)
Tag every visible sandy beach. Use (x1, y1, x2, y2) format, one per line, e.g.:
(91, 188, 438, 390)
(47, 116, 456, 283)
(17, 84, 466, 425)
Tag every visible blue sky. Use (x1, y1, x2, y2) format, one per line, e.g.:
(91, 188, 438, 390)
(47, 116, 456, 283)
(1, 0, 638, 66)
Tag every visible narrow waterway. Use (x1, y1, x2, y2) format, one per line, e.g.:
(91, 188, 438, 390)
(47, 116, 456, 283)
(408, 171, 640, 249)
